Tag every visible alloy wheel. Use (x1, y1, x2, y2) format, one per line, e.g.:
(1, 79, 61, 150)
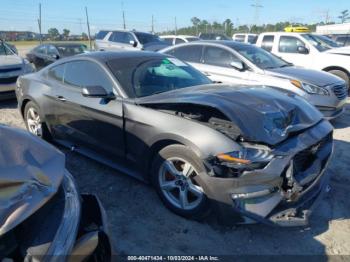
(26, 107, 43, 137)
(159, 157, 204, 210)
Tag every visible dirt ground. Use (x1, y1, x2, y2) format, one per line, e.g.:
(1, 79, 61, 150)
(0, 98, 350, 259)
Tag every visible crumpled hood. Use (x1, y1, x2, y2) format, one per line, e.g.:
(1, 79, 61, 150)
(137, 84, 323, 145)
(0, 125, 64, 235)
(0, 54, 23, 67)
(265, 66, 343, 87)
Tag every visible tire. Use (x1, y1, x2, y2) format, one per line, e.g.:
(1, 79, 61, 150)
(327, 69, 350, 93)
(151, 144, 210, 220)
(24, 101, 51, 141)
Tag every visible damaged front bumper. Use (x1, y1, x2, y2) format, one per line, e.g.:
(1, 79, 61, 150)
(200, 120, 333, 227)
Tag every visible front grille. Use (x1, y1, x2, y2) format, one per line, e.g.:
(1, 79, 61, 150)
(293, 133, 332, 176)
(0, 67, 22, 73)
(0, 76, 18, 84)
(332, 84, 348, 100)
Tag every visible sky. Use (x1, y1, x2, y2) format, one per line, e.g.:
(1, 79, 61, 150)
(0, 0, 349, 35)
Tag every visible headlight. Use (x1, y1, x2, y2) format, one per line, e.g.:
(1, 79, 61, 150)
(290, 79, 329, 96)
(216, 147, 274, 170)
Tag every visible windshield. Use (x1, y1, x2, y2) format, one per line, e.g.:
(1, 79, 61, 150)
(301, 34, 332, 52)
(108, 56, 212, 98)
(0, 42, 14, 56)
(315, 35, 340, 48)
(232, 44, 291, 70)
(56, 44, 87, 56)
(134, 32, 162, 45)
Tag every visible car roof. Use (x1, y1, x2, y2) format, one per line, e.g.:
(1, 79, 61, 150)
(171, 40, 252, 49)
(259, 32, 309, 36)
(161, 35, 199, 38)
(68, 51, 167, 63)
(100, 29, 155, 35)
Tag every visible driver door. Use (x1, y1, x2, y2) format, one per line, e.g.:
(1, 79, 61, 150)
(199, 46, 254, 85)
(47, 60, 125, 159)
(274, 35, 313, 68)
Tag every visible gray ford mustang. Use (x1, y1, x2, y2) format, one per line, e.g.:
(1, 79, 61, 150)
(16, 51, 333, 226)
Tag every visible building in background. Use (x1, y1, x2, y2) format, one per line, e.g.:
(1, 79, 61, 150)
(316, 23, 350, 34)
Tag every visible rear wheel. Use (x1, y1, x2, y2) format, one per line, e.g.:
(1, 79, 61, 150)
(24, 101, 51, 140)
(151, 145, 210, 220)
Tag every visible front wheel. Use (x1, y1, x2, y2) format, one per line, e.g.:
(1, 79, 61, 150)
(151, 144, 210, 220)
(327, 69, 350, 94)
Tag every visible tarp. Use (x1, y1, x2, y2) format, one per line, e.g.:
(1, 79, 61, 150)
(0, 125, 64, 235)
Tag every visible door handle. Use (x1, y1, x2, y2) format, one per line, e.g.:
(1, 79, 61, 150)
(203, 72, 211, 76)
(56, 95, 66, 102)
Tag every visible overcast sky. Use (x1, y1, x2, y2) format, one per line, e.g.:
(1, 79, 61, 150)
(0, 0, 349, 34)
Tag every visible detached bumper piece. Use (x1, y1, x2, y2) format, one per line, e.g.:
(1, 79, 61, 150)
(16, 172, 112, 261)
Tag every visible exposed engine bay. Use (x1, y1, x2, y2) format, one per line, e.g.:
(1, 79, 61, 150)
(145, 103, 242, 141)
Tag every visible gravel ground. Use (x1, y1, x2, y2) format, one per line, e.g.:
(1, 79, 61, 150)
(1, 99, 350, 258)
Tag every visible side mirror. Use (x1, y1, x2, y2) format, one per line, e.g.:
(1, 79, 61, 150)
(82, 86, 115, 99)
(51, 54, 59, 60)
(130, 40, 138, 47)
(230, 61, 245, 71)
(297, 46, 309, 54)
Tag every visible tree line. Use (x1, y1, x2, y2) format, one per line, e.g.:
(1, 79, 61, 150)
(161, 10, 350, 36)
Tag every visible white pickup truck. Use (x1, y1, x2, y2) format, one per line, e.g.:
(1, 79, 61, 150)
(256, 32, 350, 88)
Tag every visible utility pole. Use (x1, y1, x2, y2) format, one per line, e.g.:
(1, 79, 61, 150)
(251, 0, 263, 26)
(85, 6, 92, 50)
(38, 3, 42, 44)
(323, 9, 330, 24)
(151, 15, 154, 34)
(122, 1, 126, 29)
(174, 17, 177, 35)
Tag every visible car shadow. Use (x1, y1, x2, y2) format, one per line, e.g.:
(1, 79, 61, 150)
(0, 99, 17, 109)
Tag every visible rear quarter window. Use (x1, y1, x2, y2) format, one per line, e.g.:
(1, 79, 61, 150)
(96, 31, 109, 40)
(166, 45, 203, 63)
(261, 35, 274, 51)
(47, 64, 65, 82)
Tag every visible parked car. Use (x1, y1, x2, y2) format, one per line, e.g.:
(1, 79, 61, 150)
(160, 35, 200, 45)
(0, 124, 113, 260)
(94, 30, 169, 52)
(232, 33, 258, 44)
(284, 26, 310, 33)
(199, 32, 231, 40)
(4, 41, 18, 54)
(16, 51, 334, 226)
(256, 32, 350, 89)
(0, 40, 34, 100)
(26, 43, 88, 69)
(160, 41, 348, 119)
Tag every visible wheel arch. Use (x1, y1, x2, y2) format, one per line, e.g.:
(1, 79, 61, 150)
(144, 137, 200, 180)
(322, 66, 350, 76)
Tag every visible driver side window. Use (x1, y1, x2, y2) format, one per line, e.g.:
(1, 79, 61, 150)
(279, 36, 305, 53)
(63, 61, 115, 93)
